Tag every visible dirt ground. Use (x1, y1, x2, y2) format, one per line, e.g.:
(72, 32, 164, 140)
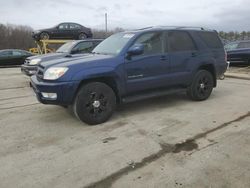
(228, 65, 250, 75)
(0, 68, 250, 188)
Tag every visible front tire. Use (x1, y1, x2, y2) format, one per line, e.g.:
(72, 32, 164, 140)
(40, 32, 49, 40)
(187, 70, 214, 101)
(73, 82, 116, 125)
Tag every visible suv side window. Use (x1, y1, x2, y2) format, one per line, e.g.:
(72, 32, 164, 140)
(72, 42, 93, 53)
(168, 31, 196, 52)
(198, 31, 223, 49)
(58, 23, 69, 30)
(133, 32, 163, 56)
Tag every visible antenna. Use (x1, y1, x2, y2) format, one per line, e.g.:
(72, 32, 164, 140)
(105, 13, 108, 34)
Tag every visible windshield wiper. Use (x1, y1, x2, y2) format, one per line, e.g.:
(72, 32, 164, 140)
(91, 52, 112, 55)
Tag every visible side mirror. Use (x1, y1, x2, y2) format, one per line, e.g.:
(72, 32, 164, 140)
(127, 44, 144, 57)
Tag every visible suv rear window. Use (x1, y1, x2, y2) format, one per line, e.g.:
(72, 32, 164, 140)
(198, 31, 223, 49)
(168, 31, 196, 52)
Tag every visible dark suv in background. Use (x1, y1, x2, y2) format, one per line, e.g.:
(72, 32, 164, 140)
(225, 40, 250, 65)
(31, 26, 227, 125)
(21, 39, 102, 76)
(32, 22, 93, 40)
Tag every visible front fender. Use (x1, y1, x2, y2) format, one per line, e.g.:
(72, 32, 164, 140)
(71, 66, 117, 81)
(70, 66, 126, 96)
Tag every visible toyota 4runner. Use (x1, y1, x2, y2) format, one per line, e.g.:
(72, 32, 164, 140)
(31, 26, 227, 125)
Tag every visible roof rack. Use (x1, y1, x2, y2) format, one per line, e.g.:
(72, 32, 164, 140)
(175, 26, 217, 32)
(137, 26, 216, 32)
(175, 26, 206, 30)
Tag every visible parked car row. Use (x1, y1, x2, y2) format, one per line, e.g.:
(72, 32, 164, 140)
(29, 26, 228, 125)
(0, 49, 33, 67)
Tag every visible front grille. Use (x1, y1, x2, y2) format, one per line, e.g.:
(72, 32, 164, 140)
(36, 65, 44, 80)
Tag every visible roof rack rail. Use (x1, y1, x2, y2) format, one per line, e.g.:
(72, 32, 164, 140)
(136, 26, 217, 32)
(136, 26, 154, 30)
(175, 26, 206, 30)
(176, 26, 218, 32)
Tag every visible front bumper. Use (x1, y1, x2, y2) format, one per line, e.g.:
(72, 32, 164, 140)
(21, 65, 37, 76)
(30, 75, 79, 105)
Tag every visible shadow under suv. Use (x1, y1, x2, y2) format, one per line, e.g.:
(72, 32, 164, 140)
(31, 26, 227, 125)
(21, 39, 102, 76)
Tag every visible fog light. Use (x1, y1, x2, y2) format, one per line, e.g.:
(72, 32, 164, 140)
(29, 70, 36, 74)
(41, 92, 57, 100)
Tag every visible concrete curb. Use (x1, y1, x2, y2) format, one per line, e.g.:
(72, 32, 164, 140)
(225, 73, 250, 80)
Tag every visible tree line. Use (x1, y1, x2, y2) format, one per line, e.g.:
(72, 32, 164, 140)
(0, 23, 250, 50)
(218, 31, 250, 42)
(0, 24, 35, 50)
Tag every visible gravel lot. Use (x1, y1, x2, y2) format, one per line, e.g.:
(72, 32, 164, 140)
(0, 68, 250, 188)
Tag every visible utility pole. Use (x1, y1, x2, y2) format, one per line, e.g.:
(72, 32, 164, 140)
(105, 13, 108, 34)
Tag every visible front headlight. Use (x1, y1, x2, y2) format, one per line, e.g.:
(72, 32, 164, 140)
(43, 67, 68, 80)
(29, 58, 41, 65)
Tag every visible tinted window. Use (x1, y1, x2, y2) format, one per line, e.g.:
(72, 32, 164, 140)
(72, 42, 93, 53)
(56, 41, 77, 53)
(58, 23, 68, 30)
(198, 31, 223, 49)
(69, 23, 81, 29)
(168, 31, 196, 52)
(12, 51, 22, 56)
(93, 41, 101, 46)
(23, 51, 31, 56)
(0, 51, 12, 57)
(238, 42, 250, 49)
(133, 32, 163, 55)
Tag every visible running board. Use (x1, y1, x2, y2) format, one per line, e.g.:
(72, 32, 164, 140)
(122, 88, 186, 103)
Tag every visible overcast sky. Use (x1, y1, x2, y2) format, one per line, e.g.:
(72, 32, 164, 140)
(1, 0, 250, 31)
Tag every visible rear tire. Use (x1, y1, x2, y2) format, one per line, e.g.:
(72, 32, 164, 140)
(187, 70, 214, 101)
(78, 33, 87, 40)
(73, 82, 116, 125)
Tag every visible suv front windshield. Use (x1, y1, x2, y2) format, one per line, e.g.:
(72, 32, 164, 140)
(56, 41, 77, 53)
(92, 32, 135, 55)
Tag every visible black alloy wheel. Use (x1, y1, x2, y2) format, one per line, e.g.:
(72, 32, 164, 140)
(187, 70, 214, 101)
(73, 82, 116, 125)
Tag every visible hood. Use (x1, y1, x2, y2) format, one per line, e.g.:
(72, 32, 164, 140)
(27, 53, 67, 62)
(40, 53, 115, 69)
(227, 48, 250, 54)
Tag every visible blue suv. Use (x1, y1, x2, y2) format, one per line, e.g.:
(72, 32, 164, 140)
(31, 26, 227, 125)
